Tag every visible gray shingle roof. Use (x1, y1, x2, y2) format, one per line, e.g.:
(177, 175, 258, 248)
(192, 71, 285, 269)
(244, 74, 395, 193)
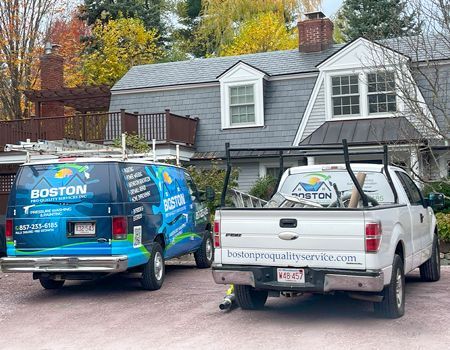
(111, 45, 344, 91)
(112, 35, 450, 91)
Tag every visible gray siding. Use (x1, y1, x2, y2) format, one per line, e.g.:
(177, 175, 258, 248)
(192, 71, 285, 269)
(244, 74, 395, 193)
(413, 64, 450, 137)
(110, 77, 317, 153)
(301, 80, 325, 140)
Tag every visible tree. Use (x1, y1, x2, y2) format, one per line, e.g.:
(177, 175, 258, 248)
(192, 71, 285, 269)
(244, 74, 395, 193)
(79, 0, 166, 35)
(190, 0, 321, 56)
(48, 10, 90, 87)
(82, 17, 162, 86)
(220, 12, 297, 56)
(172, 0, 203, 57)
(0, 0, 59, 120)
(338, 0, 421, 41)
(362, 0, 449, 186)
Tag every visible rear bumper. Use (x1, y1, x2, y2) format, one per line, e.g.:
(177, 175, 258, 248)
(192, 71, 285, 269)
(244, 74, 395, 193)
(212, 265, 385, 293)
(0, 256, 128, 273)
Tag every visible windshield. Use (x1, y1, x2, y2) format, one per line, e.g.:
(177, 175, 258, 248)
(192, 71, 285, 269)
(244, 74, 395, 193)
(278, 170, 395, 208)
(11, 163, 113, 206)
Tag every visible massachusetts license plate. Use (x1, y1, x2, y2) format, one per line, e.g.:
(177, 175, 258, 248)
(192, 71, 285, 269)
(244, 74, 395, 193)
(74, 223, 95, 236)
(277, 268, 305, 284)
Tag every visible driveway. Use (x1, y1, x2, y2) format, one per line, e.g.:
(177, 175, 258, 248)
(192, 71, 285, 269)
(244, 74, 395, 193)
(0, 263, 449, 350)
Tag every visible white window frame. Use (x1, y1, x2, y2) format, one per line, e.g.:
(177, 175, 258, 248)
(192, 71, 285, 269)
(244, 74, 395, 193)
(325, 68, 400, 121)
(219, 62, 265, 129)
(330, 74, 361, 117)
(367, 71, 397, 115)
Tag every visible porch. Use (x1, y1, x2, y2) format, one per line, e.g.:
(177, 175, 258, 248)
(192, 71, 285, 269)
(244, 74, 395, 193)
(0, 109, 199, 150)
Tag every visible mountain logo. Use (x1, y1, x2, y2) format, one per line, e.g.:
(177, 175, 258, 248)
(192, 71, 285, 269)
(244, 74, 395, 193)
(298, 174, 331, 192)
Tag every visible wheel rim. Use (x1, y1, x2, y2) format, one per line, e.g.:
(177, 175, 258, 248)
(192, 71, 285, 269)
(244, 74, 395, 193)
(154, 251, 163, 280)
(206, 237, 213, 261)
(395, 268, 403, 309)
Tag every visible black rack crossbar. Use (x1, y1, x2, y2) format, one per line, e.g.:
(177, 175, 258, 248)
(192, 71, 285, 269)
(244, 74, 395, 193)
(220, 139, 398, 207)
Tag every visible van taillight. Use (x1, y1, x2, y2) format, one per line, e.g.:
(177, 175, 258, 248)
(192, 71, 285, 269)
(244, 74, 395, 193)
(213, 220, 221, 248)
(365, 222, 382, 252)
(5, 219, 13, 241)
(112, 217, 127, 240)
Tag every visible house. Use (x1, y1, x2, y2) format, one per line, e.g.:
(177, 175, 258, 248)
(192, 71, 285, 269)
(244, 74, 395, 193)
(109, 12, 450, 191)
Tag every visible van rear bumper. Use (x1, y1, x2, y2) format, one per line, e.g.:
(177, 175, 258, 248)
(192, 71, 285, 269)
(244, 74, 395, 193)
(0, 256, 128, 273)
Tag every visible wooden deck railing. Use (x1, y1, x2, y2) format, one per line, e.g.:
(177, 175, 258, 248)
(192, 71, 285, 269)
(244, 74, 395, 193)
(0, 109, 198, 150)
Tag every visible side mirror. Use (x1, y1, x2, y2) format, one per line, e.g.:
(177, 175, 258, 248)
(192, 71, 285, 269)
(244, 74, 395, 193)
(427, 192, 445, 210)
(205, 186, 216, 202)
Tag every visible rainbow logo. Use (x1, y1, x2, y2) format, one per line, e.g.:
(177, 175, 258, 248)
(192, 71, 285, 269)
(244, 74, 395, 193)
(54, 168, 73, 179)
(299, 173, 331, 192)
(163, 171, 173, 184)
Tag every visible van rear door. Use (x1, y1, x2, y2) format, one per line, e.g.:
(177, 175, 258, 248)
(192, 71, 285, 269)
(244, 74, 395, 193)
(10, 162, 116, 256)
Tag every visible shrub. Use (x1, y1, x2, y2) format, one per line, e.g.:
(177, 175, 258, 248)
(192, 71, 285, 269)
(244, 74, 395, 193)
(423, 181, 450, 213)
(249, 175, 278, 201)
(436, 212, 450, 243)
(113, 133, 150, 153)
(186, 162, 239, 214)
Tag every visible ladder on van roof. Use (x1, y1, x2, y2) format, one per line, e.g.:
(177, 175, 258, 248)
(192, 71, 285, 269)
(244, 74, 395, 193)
(4, 134, 181, 165)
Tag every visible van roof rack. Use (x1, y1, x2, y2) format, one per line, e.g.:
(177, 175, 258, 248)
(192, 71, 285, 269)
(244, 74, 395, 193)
(4, 134, 181, 165)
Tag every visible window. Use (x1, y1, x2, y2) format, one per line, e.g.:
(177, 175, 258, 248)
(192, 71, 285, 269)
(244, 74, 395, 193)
(184, 172, 199, 201)
(368, 72, 397, 114)
(332, 75, 360, 116)
(230, 85, 255, 125)
(396, 171, 423, 206)
(266, 167, 288, 179)
(219, 62, 265, 129)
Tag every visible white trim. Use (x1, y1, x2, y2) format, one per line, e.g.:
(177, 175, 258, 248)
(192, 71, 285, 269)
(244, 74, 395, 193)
(219, 62, 266, 129)
(269, 72, 319, 81)
(292, 72, 324, 145)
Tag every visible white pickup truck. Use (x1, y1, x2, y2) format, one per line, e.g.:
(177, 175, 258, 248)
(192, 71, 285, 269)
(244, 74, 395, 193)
(212, 159, 442, 318)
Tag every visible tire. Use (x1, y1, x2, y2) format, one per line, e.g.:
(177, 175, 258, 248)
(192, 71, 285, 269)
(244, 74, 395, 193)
(419, 235, 441, 282)
(374, 254, 405, 319)
(194, 232, 214, 268)
(39, 278, 65, 290)
(235, 285, 268, 310)
(141, 242, 165, 290)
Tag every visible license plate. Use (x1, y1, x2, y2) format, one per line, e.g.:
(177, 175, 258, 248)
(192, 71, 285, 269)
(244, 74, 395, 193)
(74, 223, 95, 236)
(277, 268, 305, 284)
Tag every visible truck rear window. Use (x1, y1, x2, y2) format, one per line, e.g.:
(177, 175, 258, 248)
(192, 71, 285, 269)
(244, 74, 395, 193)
(11, 163, 113, 206)
(278, 170, 395, 208)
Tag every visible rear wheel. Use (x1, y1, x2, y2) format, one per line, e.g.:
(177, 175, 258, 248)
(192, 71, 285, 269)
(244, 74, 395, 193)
(235, 285, 268, 310)
(419, 235, 441, 282)
(194, 232, 214, 268)
(374, 254, 405, 318)
(141, 242, 165, 290)
(39, 277, 65, 290)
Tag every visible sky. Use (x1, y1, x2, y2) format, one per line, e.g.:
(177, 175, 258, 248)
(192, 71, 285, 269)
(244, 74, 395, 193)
(320, 0, 344, 17)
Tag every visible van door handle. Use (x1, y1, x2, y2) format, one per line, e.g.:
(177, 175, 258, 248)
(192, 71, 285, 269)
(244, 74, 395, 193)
(280, 218, 297, 228)
(420, 213, 424, 223)
(97, 238, 107, 243)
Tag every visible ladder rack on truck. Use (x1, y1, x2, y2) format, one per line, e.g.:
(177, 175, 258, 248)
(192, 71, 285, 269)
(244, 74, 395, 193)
(220, 139, 399, 208)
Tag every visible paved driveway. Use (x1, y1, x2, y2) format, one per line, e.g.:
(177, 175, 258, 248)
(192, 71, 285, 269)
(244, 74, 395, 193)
(0, 264, 449, 350)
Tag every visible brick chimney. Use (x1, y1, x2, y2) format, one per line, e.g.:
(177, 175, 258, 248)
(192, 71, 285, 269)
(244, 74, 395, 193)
(39, 42, 64, 117)
(298, 11, 334, 53)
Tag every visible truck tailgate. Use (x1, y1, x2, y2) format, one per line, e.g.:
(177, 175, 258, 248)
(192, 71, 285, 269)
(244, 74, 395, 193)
(218, 209, 366, 270)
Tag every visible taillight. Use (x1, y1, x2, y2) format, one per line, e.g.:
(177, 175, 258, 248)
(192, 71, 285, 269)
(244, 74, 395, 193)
(365, 222, 382, 252)
(213, 220, 221, 248)
(112, 217, 127, 240)
(5, 219, 13, 242)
